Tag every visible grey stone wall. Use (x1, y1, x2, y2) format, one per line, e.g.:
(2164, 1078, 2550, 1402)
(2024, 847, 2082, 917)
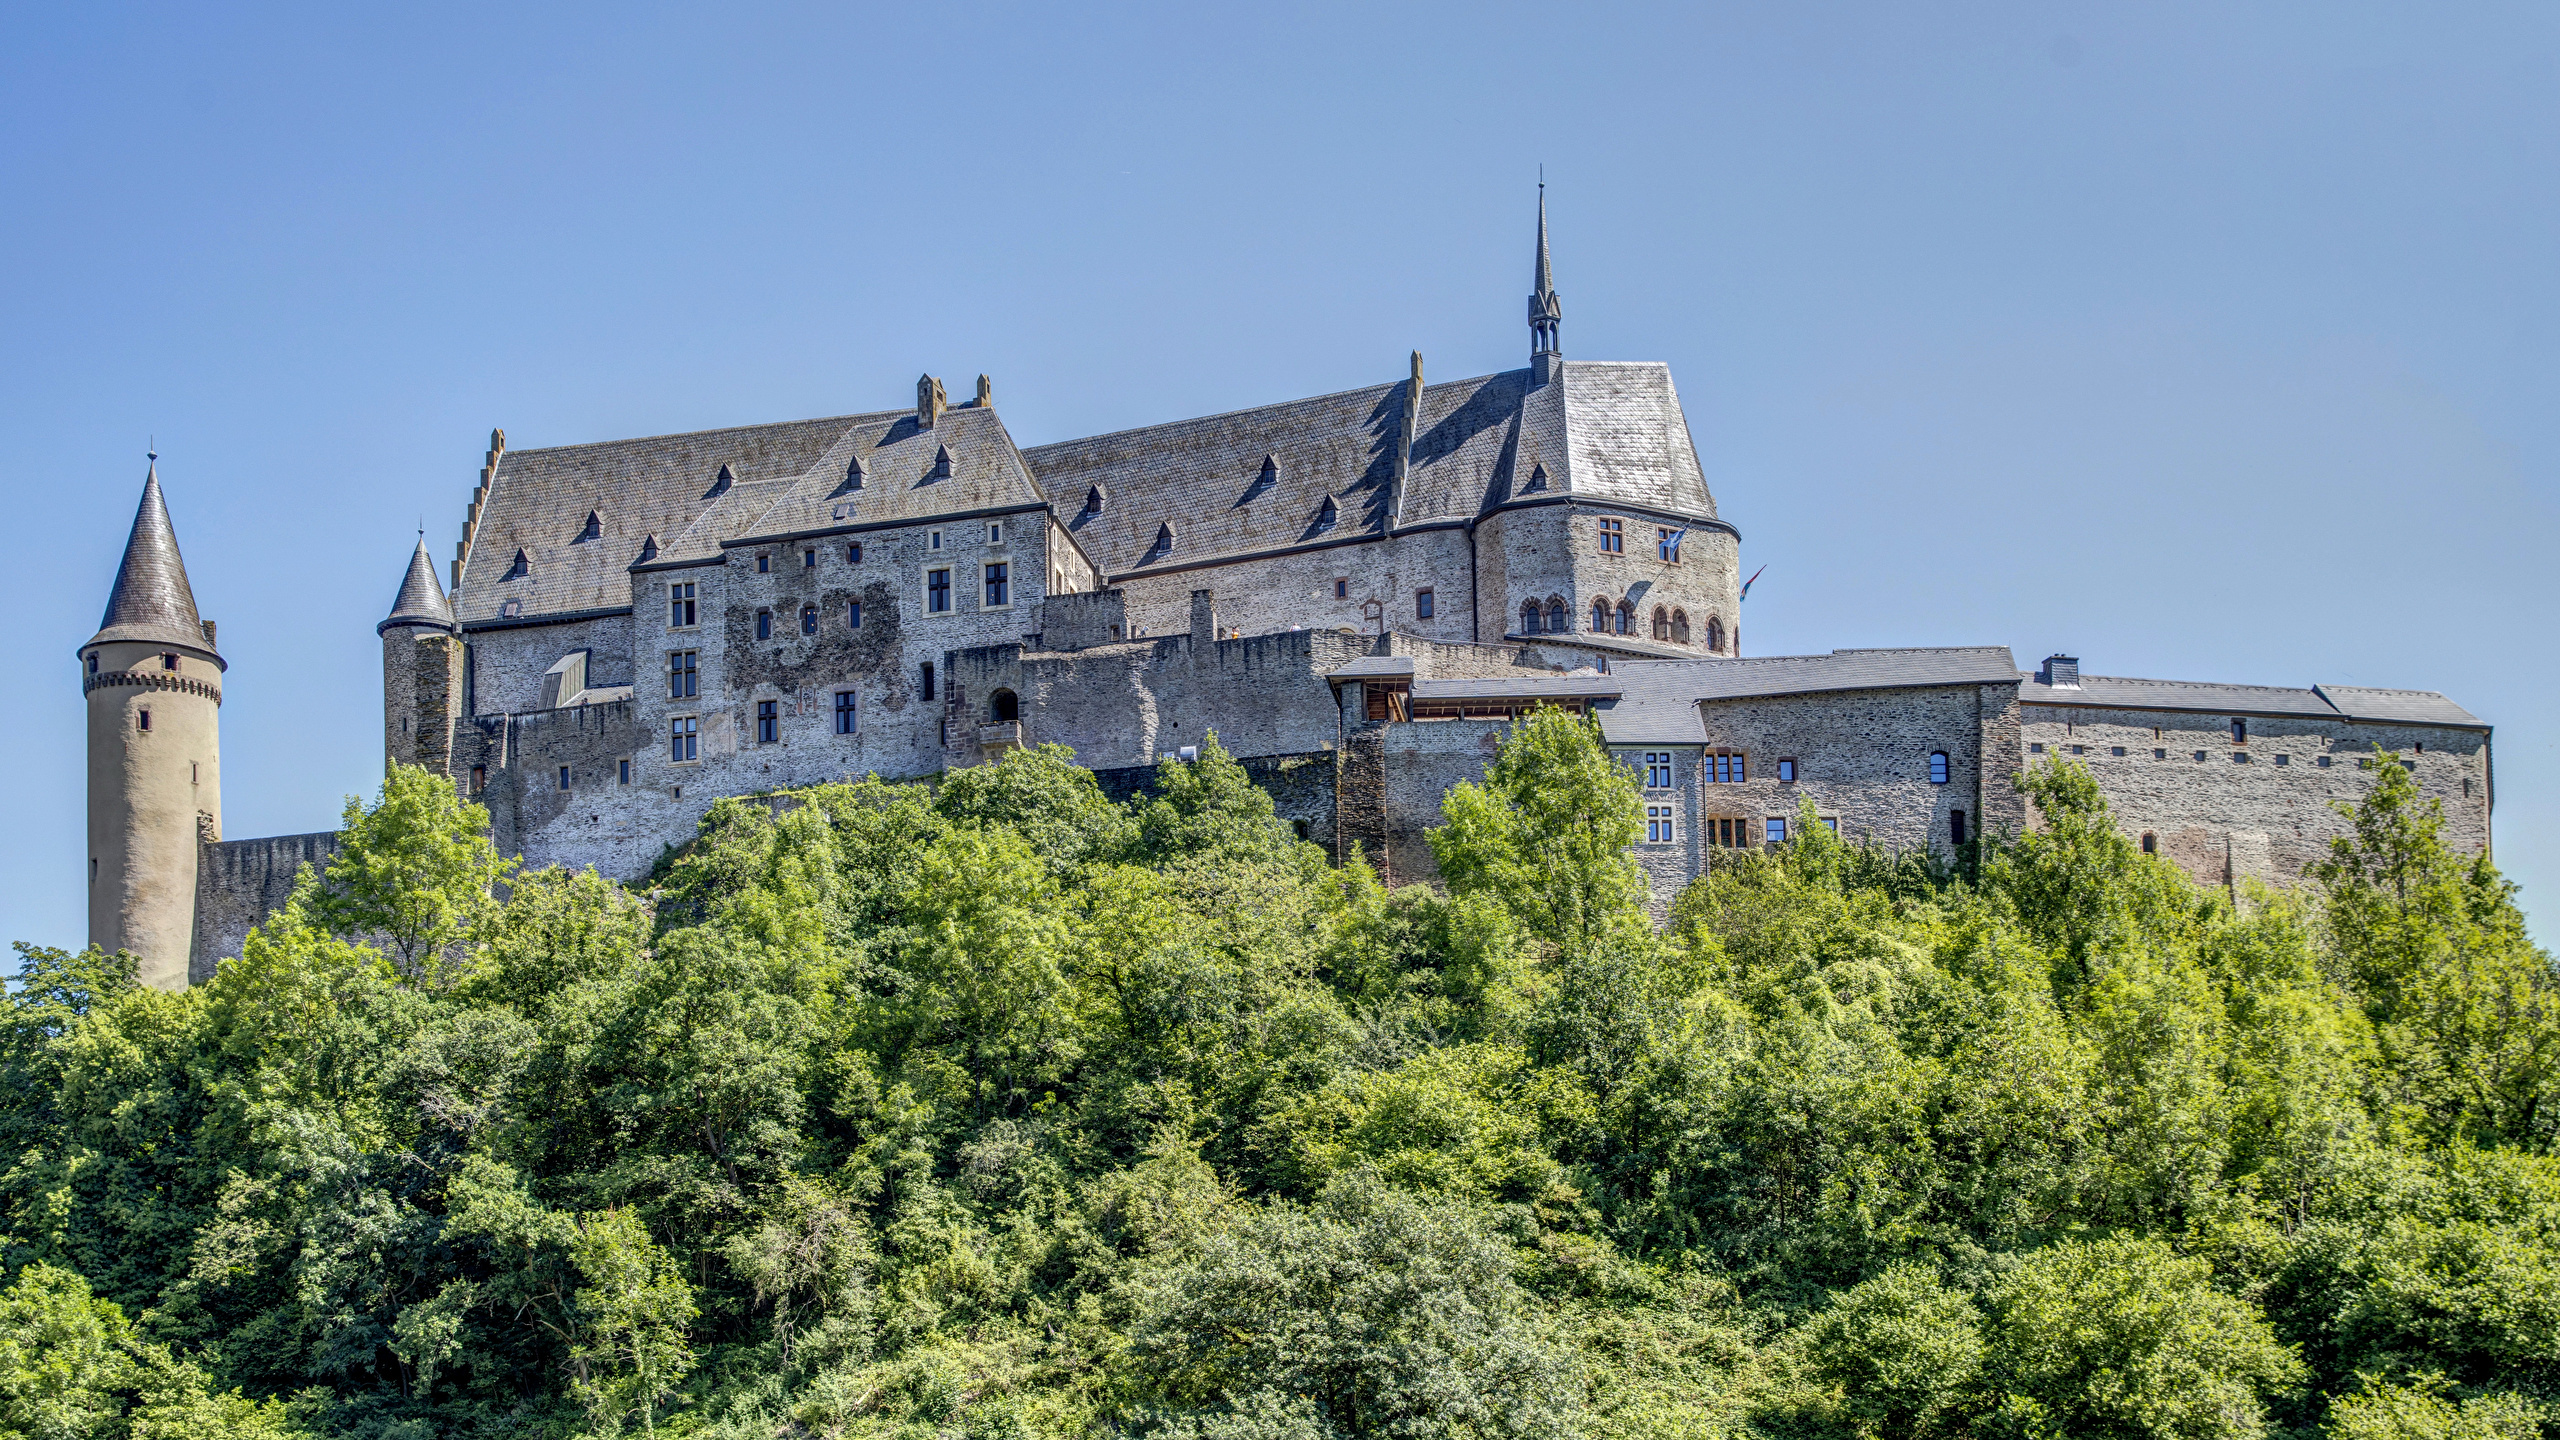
(1038, 588, 1128, 650)
(1694, 683, 2003, 855)
(191, 830, 341, 983)
(2020, 705, 2491, 887)
(1115, 528, 1482, 644)
(468, 612, 633, 717)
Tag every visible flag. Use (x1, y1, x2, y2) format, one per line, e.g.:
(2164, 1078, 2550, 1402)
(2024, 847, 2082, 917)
(1740, 564, 1767, 602)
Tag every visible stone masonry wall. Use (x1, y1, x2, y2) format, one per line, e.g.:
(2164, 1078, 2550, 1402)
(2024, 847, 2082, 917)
(191, 830, 341, 983)
(2020, 705, 2490, 887)
(468, 612, 634, 717)
(1694, 683, 2002, 855)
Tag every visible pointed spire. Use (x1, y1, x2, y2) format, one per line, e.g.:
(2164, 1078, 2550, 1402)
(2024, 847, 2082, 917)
(1529, 181, 1563, 374)
(89, 454, 219, 660)
(379, 536, 456, 634)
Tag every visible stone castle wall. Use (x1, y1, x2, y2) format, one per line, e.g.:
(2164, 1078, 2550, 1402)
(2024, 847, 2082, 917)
(190, 830, 340, 982)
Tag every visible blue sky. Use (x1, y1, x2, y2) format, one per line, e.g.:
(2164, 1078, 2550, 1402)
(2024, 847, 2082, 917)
(6, 2, 2554, 947)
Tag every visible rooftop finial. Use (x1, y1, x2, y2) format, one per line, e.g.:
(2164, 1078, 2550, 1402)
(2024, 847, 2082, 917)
(1529, 177, 1562, 378)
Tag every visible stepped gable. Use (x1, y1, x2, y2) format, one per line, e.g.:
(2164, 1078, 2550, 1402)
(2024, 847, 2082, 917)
(1023, 359, 1719, 578)
(380, 537, 454, 633)
(731, 404, 1050, 549)
(90, 459, 220, 660)
(455, 413, 882, 625)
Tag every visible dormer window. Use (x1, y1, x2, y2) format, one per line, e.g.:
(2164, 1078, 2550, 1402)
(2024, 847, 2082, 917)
(845, 457, 866, 491)
(577, 510, 601, 542)
(1314, 494, 1338, 530)
(931, 445, 952, 480)
(501, 598, 524, 618)
(504, 548, 529, 581)
(1085, 484, 1106, 515)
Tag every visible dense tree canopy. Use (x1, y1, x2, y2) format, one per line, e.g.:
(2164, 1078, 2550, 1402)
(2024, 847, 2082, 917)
(2, 713, 2555, 1438)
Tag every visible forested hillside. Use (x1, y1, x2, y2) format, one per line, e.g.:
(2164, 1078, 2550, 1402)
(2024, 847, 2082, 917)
(3, 709, 2554, 1439)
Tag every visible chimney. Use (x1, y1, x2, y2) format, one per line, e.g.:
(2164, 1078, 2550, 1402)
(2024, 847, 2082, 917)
(2041, 654, 2081, 689)
(1191, 589, 1217, 645)
(975, 374, 993, 407)
(917, 374, 947, 428)
(200, 619, 216, 647)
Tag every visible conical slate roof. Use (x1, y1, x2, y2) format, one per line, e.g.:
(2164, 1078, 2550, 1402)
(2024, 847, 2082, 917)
(87, 459, 222, 663)
(379, 537, 455, 634)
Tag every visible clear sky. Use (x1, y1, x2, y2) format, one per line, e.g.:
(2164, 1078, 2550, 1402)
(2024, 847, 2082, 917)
(6, 2, 2554, 948)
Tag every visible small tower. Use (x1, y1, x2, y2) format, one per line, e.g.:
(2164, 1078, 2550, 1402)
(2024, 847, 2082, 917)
(380, 536, 464, 775)
(83, 457, 223, 990)
(1528, 183, 1563, 385)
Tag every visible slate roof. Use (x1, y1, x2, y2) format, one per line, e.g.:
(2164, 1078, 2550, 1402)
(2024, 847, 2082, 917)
(1413, 676, 1622, 701)
(89, 461, 221, 662)
(2020, 672, 2485, 729)
(380, 538, 455, 633)
(1589, 648, 2021, 745)
(1022, 359, 1717, 578)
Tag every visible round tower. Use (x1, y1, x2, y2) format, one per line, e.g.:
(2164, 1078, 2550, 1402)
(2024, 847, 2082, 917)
(380, 536, 462, 773)
(84, 457, 223, 990)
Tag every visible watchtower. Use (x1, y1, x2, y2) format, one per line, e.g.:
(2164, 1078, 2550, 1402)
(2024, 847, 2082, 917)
(83, 457, 223, 990)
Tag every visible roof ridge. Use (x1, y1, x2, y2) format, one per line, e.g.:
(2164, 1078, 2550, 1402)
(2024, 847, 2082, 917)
(502, 409, 902, 458)
(1023, 369, 1538, 452)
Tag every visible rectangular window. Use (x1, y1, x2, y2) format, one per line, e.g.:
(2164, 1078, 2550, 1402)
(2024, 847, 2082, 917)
(1334, 578, 1349, 599)
(2318, 754, 2333, 768)
(1777, 758, 1797, 783)
(757, 553, 770, 573)
(1822, 816, 1838, 832)
(2235, 751, 2250, 764)
(2029, 742, 2045, 754)
(984, 562, 1009, 607)
(2070, 744, 2085, 756)
(619, 758, 631, 785)
(2154, 748, 2167, 759)
(161, 652, 178, 670)
(928, 569, 951, 613)
(929, 530, 943, 551)
(1657, 528, 1681, 562)
(1643, 753, 1672, 789)
(2112, 746, 2126, 757)
(670, 716, 697, 762)
(1598, 517, 1623, 553)
(988, 521, 1003, 545)
(1709, 751, 1745, 783)
(755, 609, 772, 640)
(803, 548, 816, 568)
(2194, 751, 2208, 762)
(1951, 809, 1968, 846)
(757, 699, 778, 745)
(1646, 805, 1674, 844)
(847, 600, 862, 629)
(470, 765, 486, 792)
(1415, 588, 1434, 620)
(558, 765, 571, 791)
(2275, 753, 2290, 766)
(847, 542, 863, 563)
(921, 662, 936, 701)
(670, 582, 696, 627)
(1766, 816, 1788, 844)
(138, 708, 150, 731)
(2232, 718, 2247, 744)
(834, 691, 857, 735)
(668, 650, 697, 699)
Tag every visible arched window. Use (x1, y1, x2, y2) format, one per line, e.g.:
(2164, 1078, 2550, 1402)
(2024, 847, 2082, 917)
(1546, 598, 1567, 634)
(991, 688, 1019, 723)
(1520, 601, 1541, 634)
(800, 604, 818, 636)
(1671, 609, 1691, 644)
(1651, 606, 1670, 640)
(1929, 751, 1950, 785)
(1705, 616, 1724, 653)
(1591, 598, 1611, 632)
(1615, 600, 1633, 634)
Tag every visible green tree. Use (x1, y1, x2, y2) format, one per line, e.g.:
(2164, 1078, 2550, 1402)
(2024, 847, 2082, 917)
(311, 764, 514, 985)
(566, 1208, 697, 1438)
(1430, 707, 1646, 961)
(0, 1263, 306, 1440)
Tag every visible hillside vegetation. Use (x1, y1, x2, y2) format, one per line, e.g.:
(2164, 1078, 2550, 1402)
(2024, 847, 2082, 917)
(3, 709, 2555, 1440)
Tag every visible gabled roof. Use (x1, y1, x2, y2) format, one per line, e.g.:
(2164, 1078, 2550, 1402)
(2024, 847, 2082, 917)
(380, 538, 454, 633)
(88, 460, 221, 662)
(1591, 647, 2021, 745)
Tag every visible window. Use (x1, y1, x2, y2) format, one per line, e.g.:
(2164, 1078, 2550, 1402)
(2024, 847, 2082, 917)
(670, 582, 697, 627)
(1614, 600, 1633, 634)
(1598, 517, 1623, 553)
(848, 542, 863, 563)
(847, 600, 863, 629)
(2029, 742, 2045, 754)
(1950, 809, 1967, 846)
(2071, 744, 2085, 755)
(800, 604, 818, 635)
(670, 716, 697, 761)
(2142, 832, 2157, 854)
(2112, 746, 2126, 757)
(86, 654, 97, 675)
(2153, 748, 2167, 759)
(471, 765, 486, 792)
(2318, 755, 2333, 768)
(757, 700, 778, 744)
(1709, 817, 1744, 848)
(985, 562, 1009, 607)
(1643, 753, 1673, 789)
(2194, 751, 2208, 763)
(1646, 805, 1675, 844)
(2231, 718, 2247, 744)
(1652, 606, 1670, 640)
(1672, 610, 1690, 645)
(669, 650, 697, 699)
(834, 691, 857, 735)
(1708, 751, 1746, 783)
(2234, 751, 2250, 764)
(988, 521, 1003, 545)
(160, 653, 178, 670)
(619, 759, 631, 785)
(1929, 751, 1950, 784)
(1415, 588, 1434, 620)
(1658, 527, 1682, 562)
(991, 688, 1019, 722)
(138, 708, 150, 731)
(929, 530, 943, 551)
(2275, 753, 2290, 766)
(928, 569, 951, 613)
(1822, 817, 1838, 832)
(920, 662, 936, 701)
(757, 553, 771, 573)
(804, 549, 817, 568)
(1334, 578, 1349, 600)
(1777, 758, 1797, 783)
(1766, 816, 1788, 844)
(755, 609, 772, 640)
(558, 766, 572, 791)
(1545, 600, 1566, 633)
(501, 598, 524, 618)
(1591, 598, 1611, 632)
(1520, 601, 1540, 634)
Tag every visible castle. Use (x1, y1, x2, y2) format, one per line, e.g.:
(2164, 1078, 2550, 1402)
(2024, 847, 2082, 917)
(80, 198, 2497, 989)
